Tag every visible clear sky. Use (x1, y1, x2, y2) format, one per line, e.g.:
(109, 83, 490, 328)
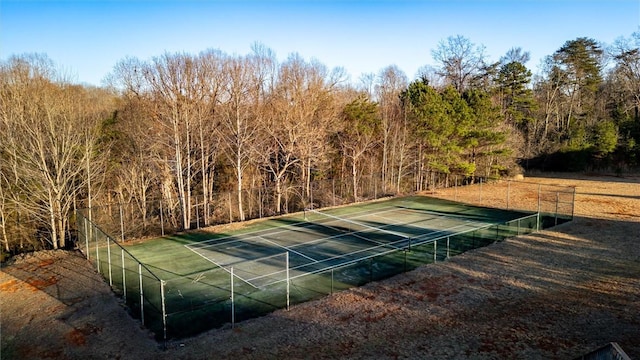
(1, 0, 638, 86)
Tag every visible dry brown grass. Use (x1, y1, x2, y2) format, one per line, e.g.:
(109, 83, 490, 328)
(1, 173, 638, 359)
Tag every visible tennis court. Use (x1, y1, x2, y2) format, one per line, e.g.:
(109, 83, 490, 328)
(185, 202, 499, 288)
(80, 195, 545, 339)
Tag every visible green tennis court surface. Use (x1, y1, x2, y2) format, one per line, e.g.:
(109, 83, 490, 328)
(102, 195, 541, 339)
(185, 203, 500, 288)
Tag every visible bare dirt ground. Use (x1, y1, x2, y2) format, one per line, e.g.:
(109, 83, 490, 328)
(1, 173, 639, 359)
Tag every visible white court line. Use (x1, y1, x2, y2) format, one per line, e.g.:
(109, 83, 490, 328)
(188, 201, 490, 250)
(256, 236, 319, 262)
(232, 220, 495, 287)
(395, 203, 491, 222)
(369, 210, 487, 234)
(285, 221, 481, 274)
(253, 220, 495, 286)
(183, 245, 257, 288)
(186, 206, 403, 250)
(185, 203, 491, 274)
(309, 218, 405, 250)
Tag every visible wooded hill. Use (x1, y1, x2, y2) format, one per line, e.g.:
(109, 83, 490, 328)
(1, 34, 639, 254)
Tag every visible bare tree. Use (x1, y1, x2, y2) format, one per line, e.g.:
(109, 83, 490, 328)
(500, 47, 531, 66)
(219, 48, 275, 221)
(335, 96, 381, 201)
(0, 54, 107, 249)
(194, 49, 226, 224)
(432, 35, 487, 93)
(375, 65, 408, 191)
(611, 32, 640, 111)
(139, 52, 212, 229)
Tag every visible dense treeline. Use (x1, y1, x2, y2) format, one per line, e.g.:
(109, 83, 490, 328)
(1, 33, 639, 254)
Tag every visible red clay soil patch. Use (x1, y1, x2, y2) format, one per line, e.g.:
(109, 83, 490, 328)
(0, 278, 21, 293)
(25, 275, 58, 291)
(420, 275, 457, 301)
(38, 258, 55, 268)
(66, 328, 87, 346)
(65, 324, 102, 347)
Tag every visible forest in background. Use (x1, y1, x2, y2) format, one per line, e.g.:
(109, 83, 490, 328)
(1, 33, 639, 255)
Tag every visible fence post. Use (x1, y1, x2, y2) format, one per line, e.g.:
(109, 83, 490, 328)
(121, 249, 127, 302)
(571, 187, 576, 220)
(139, 263, 145, 326)
(433, 241, 437, 262)
(259, 187, 263, 218)
(369, 258, 373, 282)
(107, 237, 113, 287)
(230, 267, 235, 328)
(161, 280, 167, 341)
(479, 178, 483, 204)
(119, 204, 125, 242)
(555, 192, 559, 226)
(95, 231, 100, 272)
(332, 178, 336, 207)
(454, 176, 458, 202)
(404, 249, 407, 272)
(331, 269, 334, 294)
(507, 180, 511, 210)
(446, 236, 450, 259)
(228, 192, 233, 223)
(374, 176, 377, 199)
(159, 199, 165, 237)
(286, 252, 290, 311)
(537, 184, 541, 214)
(196, 198, 200, 229)
(84, 217, 90, 260)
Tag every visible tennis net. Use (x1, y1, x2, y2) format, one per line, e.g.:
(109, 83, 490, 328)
(305, 209, 411, 250)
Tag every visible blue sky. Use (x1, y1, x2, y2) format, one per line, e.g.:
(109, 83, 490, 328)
(1, 0, 638, 86)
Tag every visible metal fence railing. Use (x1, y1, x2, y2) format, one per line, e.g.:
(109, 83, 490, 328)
(77, 174, 404, 244)
(75, 173, 576, 341)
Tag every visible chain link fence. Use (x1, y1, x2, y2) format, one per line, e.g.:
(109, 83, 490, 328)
(75, 172, 575, 341)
